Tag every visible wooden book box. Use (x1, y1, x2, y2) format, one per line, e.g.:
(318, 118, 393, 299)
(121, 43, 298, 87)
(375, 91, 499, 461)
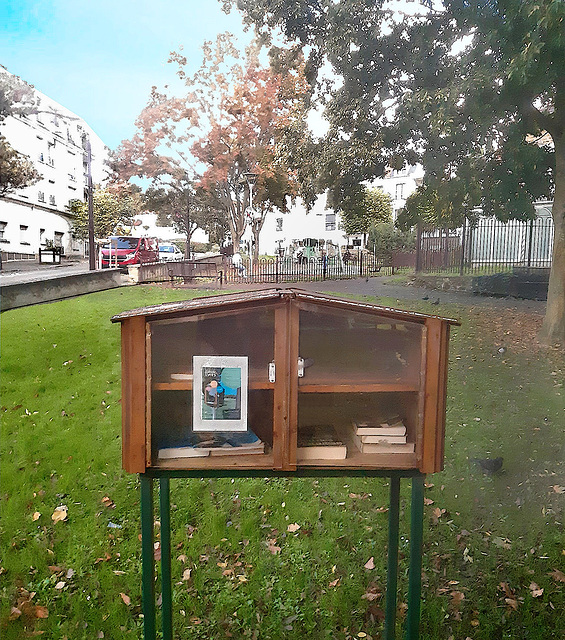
(111, 289, 459, 474)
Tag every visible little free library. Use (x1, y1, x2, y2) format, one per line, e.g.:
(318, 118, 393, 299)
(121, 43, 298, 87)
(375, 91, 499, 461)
(111, 288, 459, 474)
(111, 288, 459, 640)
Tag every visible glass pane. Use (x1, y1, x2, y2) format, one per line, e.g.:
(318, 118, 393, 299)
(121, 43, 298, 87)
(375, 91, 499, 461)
(150, 307, 275, 464)
(297, 305, 423, 465)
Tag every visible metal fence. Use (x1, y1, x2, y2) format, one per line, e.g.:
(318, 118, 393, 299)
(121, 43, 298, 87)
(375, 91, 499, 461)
(224, 254, 394, 284)
(416, 216, 554, 275)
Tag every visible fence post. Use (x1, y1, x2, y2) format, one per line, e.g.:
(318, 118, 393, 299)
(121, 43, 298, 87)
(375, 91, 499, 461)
(276, 255, 279, 284)
(527, 218, 534, 268)
(415, 223, 423, 273)
(459, 218, 467, 276)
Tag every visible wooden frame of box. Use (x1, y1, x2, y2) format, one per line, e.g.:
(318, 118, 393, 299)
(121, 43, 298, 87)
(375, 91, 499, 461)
(112, 288, 459, 475)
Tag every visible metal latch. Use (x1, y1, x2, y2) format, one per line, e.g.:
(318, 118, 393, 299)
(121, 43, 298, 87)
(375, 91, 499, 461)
(297, 357, 305, 378)
(269, 361, 276, 383)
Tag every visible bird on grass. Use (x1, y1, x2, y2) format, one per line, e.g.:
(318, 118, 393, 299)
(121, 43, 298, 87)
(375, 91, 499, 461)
(470, 456, 503, 474)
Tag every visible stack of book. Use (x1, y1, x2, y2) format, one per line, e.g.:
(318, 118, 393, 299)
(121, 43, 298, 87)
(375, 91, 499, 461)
(297, 424, 347, 461)
(352, 416, 414, 453)
(158, 429, 265, 459)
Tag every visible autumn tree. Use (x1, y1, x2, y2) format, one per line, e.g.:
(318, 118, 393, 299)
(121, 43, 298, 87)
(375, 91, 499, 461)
(231, 0, 565, 346)
(68, 185, 142, 239)
(114, 34, 312, 258)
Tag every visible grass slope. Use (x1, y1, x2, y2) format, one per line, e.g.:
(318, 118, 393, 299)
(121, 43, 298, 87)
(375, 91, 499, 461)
(1, 286, 563, 639)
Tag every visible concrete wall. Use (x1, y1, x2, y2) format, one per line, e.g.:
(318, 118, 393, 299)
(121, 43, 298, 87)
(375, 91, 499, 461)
(1, 269, 129, 311)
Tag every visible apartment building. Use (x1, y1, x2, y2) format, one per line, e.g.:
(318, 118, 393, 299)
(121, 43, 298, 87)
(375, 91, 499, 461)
(0, 69, 109, 261)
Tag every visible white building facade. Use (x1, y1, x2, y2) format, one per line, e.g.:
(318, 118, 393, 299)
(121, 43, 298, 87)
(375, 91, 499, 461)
(0, 70, 109, 261)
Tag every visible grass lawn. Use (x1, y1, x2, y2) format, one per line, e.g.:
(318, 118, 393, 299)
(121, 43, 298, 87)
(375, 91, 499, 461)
(1, 285, 564, 639)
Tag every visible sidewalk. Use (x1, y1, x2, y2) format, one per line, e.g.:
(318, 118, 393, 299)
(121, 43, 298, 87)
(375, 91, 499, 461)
(0, 258, 91, 286)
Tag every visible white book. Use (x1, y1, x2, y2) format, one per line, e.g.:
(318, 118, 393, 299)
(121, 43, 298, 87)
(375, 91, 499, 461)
(360, 435, 407, 444)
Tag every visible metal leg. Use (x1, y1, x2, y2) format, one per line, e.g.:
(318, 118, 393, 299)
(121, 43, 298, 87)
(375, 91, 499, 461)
(140, 475, 156, 640)
(405, 474, 424, 640)
(384, 475, 401, 640)
(159, 477, 173, 640)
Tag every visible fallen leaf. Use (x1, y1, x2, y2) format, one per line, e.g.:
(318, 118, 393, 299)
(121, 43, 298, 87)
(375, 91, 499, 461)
(51, 506, 68, 523)
(529, 582, 544, 598)
(287, 523, 300, 533)
(266, 538, 281, 555)
(54, 581, 65, 590)
(101, 496, 115, 508)
(328, 578, 340, 588)
(120, 592, 131, 605)
(177, 554, 188, 563)
(424, 498, 434, 505)
(34, 605, 48, 619)
(182, 568, 192, 582)
(364, 557, 375, 570)
(548, 569, 565, 583)
(551, 485, 564, 494)
(9, 606, 22, 621)
(32, 512, 41, 521)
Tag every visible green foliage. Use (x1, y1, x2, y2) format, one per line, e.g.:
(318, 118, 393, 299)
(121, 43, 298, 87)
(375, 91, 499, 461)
(367, 222, 415, 263)
(339, 187, 393, 237)
(0, 135, 41, 196)
(0, 69, 37, 122)
(69, 186, 142, 239)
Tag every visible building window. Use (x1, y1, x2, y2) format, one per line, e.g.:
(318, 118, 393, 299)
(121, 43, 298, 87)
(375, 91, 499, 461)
(38, 191, 45, 202)
(39, 152, 44, 162)
(49, 195, 56, 206)
(54, 232, 64, 247)
(20, 225, 30, 245)
(0, 221, 7, 241)
(276, 218, 283, 232)
(325, 213, 336, 231)
(395, 183, 405, 200)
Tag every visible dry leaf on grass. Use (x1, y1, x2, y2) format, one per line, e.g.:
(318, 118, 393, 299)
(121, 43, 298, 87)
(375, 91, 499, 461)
(364, 557, 375, 570)
(287, 523, 300, 533)
(120, 592, 131, 605)
(51, 506, 68, 523)
(548, 569, 565, 583)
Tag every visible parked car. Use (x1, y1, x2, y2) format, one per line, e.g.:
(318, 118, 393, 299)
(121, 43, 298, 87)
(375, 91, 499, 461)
(101, 236, 159, 268)
(158, 243, 184, 262)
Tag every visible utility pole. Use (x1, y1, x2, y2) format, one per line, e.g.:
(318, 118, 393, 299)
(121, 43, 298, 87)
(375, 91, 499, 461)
(84, 135, 96, 270)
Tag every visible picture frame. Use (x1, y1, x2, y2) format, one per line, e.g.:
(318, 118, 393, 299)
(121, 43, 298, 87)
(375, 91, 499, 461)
(192, 355, 248, 431)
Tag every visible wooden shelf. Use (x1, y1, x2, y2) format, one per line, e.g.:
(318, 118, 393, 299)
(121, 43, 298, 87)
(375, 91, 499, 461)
(297, 451, 418, 469)
(153, 379, 274, 391)
(298, 381, 419, 393)
(153, 452, 276, 470)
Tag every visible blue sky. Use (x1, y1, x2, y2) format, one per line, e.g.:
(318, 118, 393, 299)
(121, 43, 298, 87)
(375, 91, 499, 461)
(0, 0, 249, 149)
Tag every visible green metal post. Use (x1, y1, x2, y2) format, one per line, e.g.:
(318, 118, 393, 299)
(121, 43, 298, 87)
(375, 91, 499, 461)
(384, 475, 401, 640)
(405, 474, 425, 640)
(159, 477, 173, 640)
(140, 475, 156, 640)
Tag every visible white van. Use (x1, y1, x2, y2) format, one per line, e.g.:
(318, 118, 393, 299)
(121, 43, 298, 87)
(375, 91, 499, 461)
(158, 243, 184, 262)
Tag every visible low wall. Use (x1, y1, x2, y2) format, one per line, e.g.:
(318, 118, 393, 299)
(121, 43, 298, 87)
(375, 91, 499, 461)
(1, 269, 130, 311)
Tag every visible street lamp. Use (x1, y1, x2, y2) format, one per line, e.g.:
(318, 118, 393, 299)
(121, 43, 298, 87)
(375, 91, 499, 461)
(243, 172, 258, 277)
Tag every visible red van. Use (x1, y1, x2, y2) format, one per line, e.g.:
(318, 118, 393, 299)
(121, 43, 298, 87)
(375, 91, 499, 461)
(101, 236, 159, 268)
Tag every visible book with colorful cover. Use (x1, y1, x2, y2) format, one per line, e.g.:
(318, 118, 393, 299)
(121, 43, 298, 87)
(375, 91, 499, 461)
(297, 425, 347, 460)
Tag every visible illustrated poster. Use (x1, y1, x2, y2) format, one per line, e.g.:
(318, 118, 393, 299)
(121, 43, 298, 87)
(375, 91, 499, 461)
(192, 356, 248, 431)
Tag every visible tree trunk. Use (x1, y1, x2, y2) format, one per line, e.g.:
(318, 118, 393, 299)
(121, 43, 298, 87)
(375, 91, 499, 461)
(540, 134, 565, 346)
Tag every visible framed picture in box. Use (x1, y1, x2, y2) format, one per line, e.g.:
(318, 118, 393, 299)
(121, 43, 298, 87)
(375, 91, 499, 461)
(192, 356, 248, 431)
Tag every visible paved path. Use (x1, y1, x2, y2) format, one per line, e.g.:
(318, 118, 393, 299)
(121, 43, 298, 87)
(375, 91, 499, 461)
(0, 260, 92, 285)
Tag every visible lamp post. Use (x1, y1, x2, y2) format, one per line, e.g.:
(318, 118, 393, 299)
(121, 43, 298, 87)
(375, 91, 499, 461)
(243, 172, 258, 277)
(83, 134, 96, 270)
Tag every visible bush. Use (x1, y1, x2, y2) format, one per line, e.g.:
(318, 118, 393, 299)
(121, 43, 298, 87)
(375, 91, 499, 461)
(367, 222, 415, 263)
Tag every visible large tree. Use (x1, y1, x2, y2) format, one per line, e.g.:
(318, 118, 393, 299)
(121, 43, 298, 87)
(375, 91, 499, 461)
(0, 70, 41, 195)
(230, 0, 565, 345)
(115, 34, 311, 256)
